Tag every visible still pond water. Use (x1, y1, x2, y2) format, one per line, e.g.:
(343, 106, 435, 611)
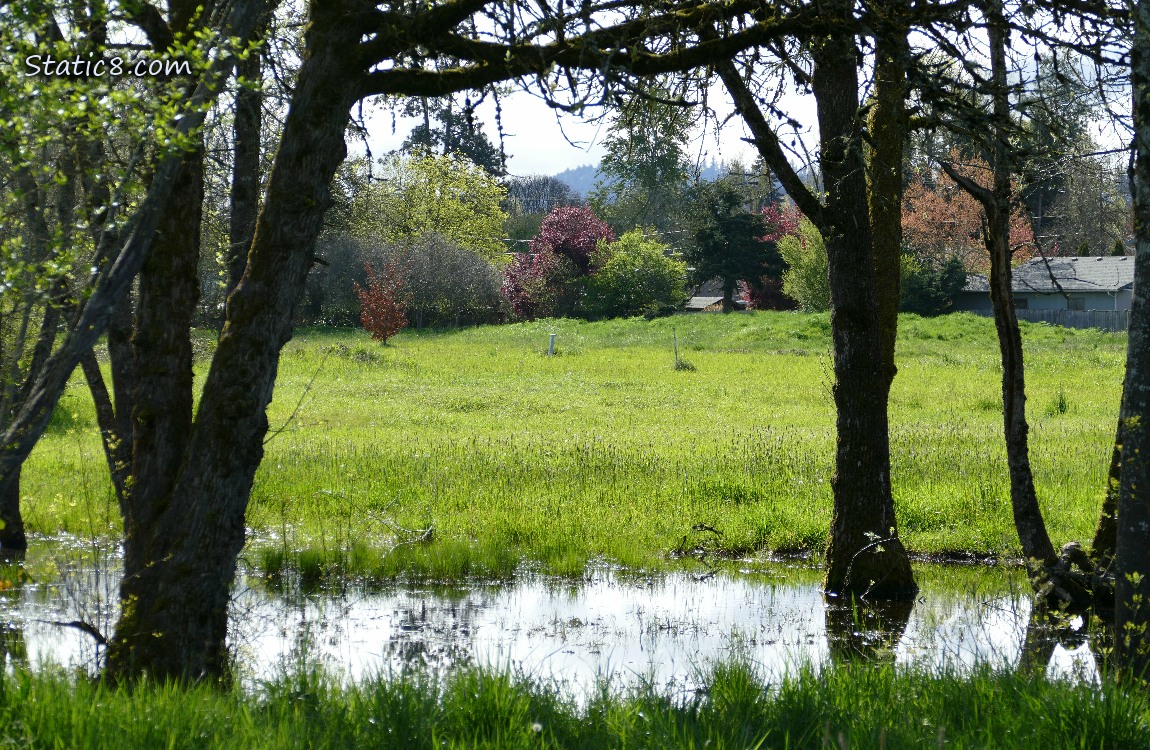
(0, 541, 1099, 695)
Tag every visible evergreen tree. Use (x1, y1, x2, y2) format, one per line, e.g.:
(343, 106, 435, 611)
(683, 180, 781, 313)
(402, 97, 506, 177)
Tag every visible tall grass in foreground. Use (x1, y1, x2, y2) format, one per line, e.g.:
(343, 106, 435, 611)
(22, 312, 1128, 580)
(0, 662, 1144, 749)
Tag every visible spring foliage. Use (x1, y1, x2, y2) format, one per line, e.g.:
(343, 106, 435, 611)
(584, 230, 688, 319)
(903, 157, 1035, 273)
(741, 203, 803, 309)
(501, 206, 615, 319)
(779, 218, 831, 311)
(348, 150, 508, 263)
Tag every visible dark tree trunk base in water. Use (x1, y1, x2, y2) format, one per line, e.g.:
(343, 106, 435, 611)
(1033, 542, 1112, 614)
(824, 532, 917, 600)
(825, 594, 912, 663)
(0, 466, 26, 553)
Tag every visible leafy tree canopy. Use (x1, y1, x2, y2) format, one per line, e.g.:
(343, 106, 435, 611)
(584, 229, 688, 319)
(502, 205, 615, 319)
(530, 205, 615, 274)
(589, 83, 693, 235)
(401, 96, 506, 177)
(903, 156, 1035, 273)
(348, 149, 508, 264)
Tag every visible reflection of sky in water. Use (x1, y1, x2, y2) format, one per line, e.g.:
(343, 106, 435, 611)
(0, 554, 1100, 698)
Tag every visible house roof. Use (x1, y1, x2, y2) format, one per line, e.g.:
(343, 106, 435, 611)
(693, 278, 726, 297)
(963, 256, 1134, 294)
(685, 296, 724, 310)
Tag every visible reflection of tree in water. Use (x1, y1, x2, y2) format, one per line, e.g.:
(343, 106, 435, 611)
(0, 554, 30, 670)
(824, 595, 913, 664)
(383, 598, 485, 673)
(1018, 607, 1111, 678)
(0, 623, 27, 669)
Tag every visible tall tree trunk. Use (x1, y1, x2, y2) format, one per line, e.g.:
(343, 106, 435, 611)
(984, 3, 1057, 575)
(121, 145, 203, 592)
(115, 0, 210, 622)
(104, 1, 363, 683)
(867, 2, 908, 377)
(713, 6, 916, 600)
(226, 7, 269, 300)
(985, 197, 1058, 571)
(1114, 0, 1150, 680)
(940, 2, 1059, 585)
(813, 3, 916, 599)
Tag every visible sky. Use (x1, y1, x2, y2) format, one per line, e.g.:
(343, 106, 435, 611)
(358, 87, 776, 177)
(353, 47, 1130, 180)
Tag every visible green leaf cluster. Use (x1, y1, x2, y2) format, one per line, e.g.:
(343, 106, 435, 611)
(583, 230, 688, 319)
(779, 218, 830, 312)
(348, 150, 509, 264)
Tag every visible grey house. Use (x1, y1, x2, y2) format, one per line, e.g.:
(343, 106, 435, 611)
(956, 256, 1134, 312)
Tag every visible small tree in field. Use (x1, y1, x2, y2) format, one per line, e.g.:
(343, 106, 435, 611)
(354, 260, 409, 343)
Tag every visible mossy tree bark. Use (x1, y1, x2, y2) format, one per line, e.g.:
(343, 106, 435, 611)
(1114, 0, 1150, 681)
(717, 0, 917, 599)
(867, 4, 908, 381)
(1090, 416, 1123, 568)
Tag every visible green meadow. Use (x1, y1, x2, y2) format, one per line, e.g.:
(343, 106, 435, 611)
(23, 312, 1125, 581)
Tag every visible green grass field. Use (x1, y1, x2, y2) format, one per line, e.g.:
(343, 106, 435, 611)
(0, 661, 1144, 749)
(22, 312, 1127, 581)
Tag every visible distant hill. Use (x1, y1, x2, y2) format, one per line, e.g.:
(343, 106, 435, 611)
(551, 164, 598, 198)
(551, 160, 746, 200)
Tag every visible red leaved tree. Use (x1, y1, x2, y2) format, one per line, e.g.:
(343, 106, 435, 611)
(904, 155, 1035, 274)
(530, 205, 615, 273)
(500, 250, 566, 319)
(354, 259, 409, 343)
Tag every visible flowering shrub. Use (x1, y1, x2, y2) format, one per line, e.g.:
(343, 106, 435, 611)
(502, 206, 614, 319)
(529, 206, 615, 274)
(500, 250, 568, 320)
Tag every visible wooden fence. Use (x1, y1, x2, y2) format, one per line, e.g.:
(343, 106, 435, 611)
(967, 308, 1130, 332)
